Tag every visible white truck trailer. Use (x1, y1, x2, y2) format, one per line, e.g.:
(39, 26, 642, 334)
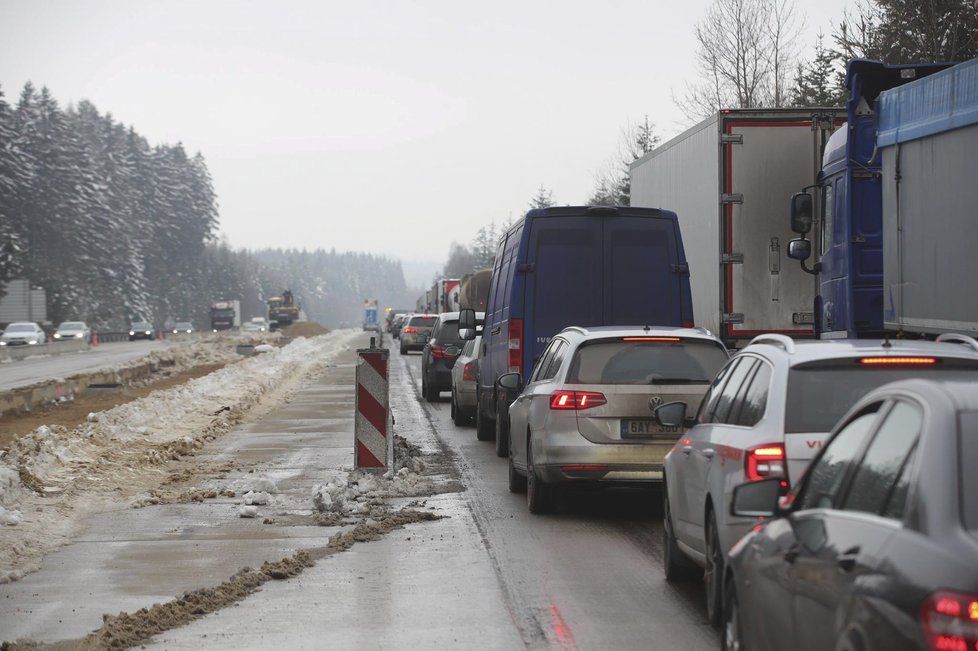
(630, 109, 843, 344)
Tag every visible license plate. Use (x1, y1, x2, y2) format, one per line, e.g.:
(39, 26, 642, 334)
(620, 419, 681, 438)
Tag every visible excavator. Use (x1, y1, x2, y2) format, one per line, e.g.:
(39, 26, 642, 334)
(267, 290, 300, 330)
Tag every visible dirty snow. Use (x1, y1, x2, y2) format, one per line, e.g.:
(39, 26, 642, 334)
(0, 329, 357, 583)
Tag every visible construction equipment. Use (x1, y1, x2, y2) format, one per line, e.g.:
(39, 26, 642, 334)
(267, 290, 301, 330)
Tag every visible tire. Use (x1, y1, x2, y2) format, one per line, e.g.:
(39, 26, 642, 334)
(526, 437, 553, 514)
(476, 393, 494, 441)
(663, 483, 701, 582)
(721, 576, 743, 651)
(508, 431, 527, 493)
(494, 400, 510, 458)
(451, 391, 466, 426)
(705, 510, 724, 627)
(422, 373, 438, 402)
(399, 344, 407, 355)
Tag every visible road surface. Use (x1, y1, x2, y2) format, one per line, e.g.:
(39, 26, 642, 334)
(0, 340, 170, 392)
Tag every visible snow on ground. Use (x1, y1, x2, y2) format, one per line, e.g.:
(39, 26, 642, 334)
(0, 329, 358, 583)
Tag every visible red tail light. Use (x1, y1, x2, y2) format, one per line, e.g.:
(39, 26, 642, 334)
(403, 326, 418, 334)
(622, 336, 681, 342)
(921, 591, 978, 651)
(508, 319, 523, 374)
(549, 390, 607, 410)
(745, 444, 787, 482)
(462, 360, 477, 381)
(431, 344, 458, 359)
(859, 356, 937, 366)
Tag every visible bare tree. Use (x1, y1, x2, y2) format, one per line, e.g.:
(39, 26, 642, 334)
(677, 0, 803, 120)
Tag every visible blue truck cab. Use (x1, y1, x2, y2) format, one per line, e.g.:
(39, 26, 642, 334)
(787, 59, 950, 338)
(469, 205, 694, 454)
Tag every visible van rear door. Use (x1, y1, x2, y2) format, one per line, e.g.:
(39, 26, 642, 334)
(603, 214, 686, 326)
(524, 217, 603, 371)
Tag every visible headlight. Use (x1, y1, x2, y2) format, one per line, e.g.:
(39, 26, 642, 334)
(185, 329, 191, 333)
(212, 329, 217, 333)
(28, 340, 38, 345)
(145, 330, 151, 335)
(54, 333, 61, 339)
(129, 331, 135, 335)
(173, 329, 178, 334)
(75, 332, 83, 338)
(0, 341, 6, 346)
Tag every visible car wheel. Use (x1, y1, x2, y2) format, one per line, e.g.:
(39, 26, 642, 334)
(721, 576, 743, 651)
(475, 394, 494, 441)
(663, 483, 701, 582)
(451, 391, 466, 426)
(399, 344, 407, 355)
(422, 374, 438, 402)
(705, 509, 724, 627)
(526, 437, 553, 514)
(508, 430, 527, 493)
(494, 400, 509, 458)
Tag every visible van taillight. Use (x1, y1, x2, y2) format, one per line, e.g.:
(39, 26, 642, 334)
(462, 361, 477, 381)
(508, 319, 523, 373)
(549, 390, 607, 410)
(921, 591, 978, 651)
(745, 444, 787, 482)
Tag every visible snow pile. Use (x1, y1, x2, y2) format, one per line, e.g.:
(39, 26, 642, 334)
(253, 344, 275, 354)
(0, 329, 357, 582)
(239, 505, 259, 518)
(242, 491, 270, 506)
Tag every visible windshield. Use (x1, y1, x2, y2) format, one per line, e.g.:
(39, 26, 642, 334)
(132, 322, 151, 329)
(961, 412, 978, 535)
(566, 339, 729, 385)
(409, 316, 436, 327)
(5, 324, 34, 333)
(59, 322, 84, 330)
(786, 361, 978, 432)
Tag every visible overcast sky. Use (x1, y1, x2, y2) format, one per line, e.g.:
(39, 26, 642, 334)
(0, 0, 851, 271)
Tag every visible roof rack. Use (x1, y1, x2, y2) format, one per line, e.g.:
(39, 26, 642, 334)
(936, 333, 978, 353)
(749, 333, 796, 354)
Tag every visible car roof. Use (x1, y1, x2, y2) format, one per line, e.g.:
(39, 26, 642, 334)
(555, 324, 722, 343)
(742, 337, 978, 365)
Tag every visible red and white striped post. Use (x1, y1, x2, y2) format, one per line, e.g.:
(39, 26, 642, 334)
(354, 342, 391, 471)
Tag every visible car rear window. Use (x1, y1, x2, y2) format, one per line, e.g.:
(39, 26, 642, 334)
(960, 411, 978, 535)
(565, 339, 728, 385)
(785, 360, 978, 433)
(409, 316, 436, 327)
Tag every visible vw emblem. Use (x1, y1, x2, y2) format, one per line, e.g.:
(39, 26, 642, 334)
(648, 396, 663, 411)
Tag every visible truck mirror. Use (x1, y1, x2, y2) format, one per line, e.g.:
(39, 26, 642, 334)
(787, 238, 812, 261)
(790, 192, 813, 234)
(459, 308, 476, 335)
(730, 478, 783, 518)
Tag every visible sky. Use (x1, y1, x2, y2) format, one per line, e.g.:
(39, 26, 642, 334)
(0, 0, 851, 274)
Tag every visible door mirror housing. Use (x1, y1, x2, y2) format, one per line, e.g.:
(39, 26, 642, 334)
(787, 238, 812, 261)
(496, 372, 522, 393)
(790, 192, 813, 234)
(458, 309, 476, 337)
(731, 478, 785, 518)
(653, 401, 687, 428)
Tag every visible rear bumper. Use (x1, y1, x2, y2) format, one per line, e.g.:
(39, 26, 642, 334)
(535, 432, 669, 484)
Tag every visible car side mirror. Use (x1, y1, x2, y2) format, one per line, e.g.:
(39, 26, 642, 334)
(653, 401, 687, 428)
(789, 192, 813, 234)
(497, 372, 522, 392)
(731, 479, 784, 518)
(787, 238, 812, 261)
(458, 309, 476, 335)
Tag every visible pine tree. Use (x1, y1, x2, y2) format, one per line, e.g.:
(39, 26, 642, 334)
(529, 185, 555, 210)
(791, 34, 844, 107)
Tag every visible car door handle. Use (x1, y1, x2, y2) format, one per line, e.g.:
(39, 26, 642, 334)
(681, 445, 693, 455)
(491, 326, 501, 335)
(837, 546, 860, 573)
(701, 448, 715, 460)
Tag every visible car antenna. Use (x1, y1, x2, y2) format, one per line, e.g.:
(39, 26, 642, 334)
(643, 324, 651, 333)
(881, 336, 892, 349)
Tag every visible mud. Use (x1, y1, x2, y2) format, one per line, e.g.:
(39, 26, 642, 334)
(280, 322, 330, 338)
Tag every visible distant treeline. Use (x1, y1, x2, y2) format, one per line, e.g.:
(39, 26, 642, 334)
(0, 82, 411, 329)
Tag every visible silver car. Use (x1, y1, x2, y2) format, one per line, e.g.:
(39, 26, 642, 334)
(503, 325, 729, 514)
(53, 321, 91, 343)
(0, 321, 46, 346)
(242, 317, 269, 333)
(662, 333, 978, 626)
(450, 335, 481, 426)
(398, 314, 436, 354)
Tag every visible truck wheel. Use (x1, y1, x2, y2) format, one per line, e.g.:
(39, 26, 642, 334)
(495, 400, 510, 458)
(476, 397, 494, 442)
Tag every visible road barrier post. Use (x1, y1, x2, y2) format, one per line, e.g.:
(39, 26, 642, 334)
(354, 343, 391, 471)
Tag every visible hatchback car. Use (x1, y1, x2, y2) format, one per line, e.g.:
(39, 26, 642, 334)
(723, 377, 978, 651)
(0, 322, 45, 346)
(663, 333, 978, 626)
(422, 312, 484, 402)
(502, 325, 729, 514)
(129, 321, 154, 341)
(451, 335, 482, 426)
(399, 314, 436, 354)
(391, 313, 407, 339)
(53, 321, 91, 343)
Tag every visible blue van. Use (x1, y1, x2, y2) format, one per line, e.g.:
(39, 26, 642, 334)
(463, 205, 694, 455)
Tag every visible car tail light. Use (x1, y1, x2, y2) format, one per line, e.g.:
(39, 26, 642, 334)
(859, 356, 937, 366)
(462, 361, 477, 381)
(745, 444, 787, 482)
(403, 326, 417, 334)
(549, 390, 607, 410)
(921, 590, 978, 651)
(508, 319, 523, 373)
(621, 336, 681, 342)
(431, 344, 458, 359)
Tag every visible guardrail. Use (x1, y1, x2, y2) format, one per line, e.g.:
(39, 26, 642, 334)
(0, 339, 88, 362)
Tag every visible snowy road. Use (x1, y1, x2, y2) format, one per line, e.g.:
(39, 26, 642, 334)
(0, 332, 718, 649)
(0, 340, 171, 391)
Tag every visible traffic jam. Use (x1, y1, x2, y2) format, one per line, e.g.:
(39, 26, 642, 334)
(387, 58, 978, 651)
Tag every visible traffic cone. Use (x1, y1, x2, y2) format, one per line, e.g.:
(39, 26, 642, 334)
(158, 329, 164, 342)
(91, 331, 99, 347)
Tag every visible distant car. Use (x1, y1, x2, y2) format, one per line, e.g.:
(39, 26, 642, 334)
(172, 321, 193, 334)
(503, 325, 729, 514)
(129, 321, 155, 341)
(242, 317, 269, 333)
(723, 378, 978, 651)
(399, 314, 436, 354)
(421, 312, 484, 402)
(0, 322, 46, 346)
(451, 335, 482, 426)
(663, 334, 978, 627)
(391, 313, 408, 339)
(53, 321, 91, 343)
